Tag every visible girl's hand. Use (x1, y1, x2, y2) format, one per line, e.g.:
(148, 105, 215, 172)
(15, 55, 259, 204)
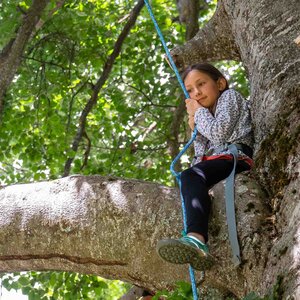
(188, 114, 195, 130)
(185, 98, 202, 116)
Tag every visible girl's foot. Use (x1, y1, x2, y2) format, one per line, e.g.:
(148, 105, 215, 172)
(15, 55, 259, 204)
(156, 236, 214, 271)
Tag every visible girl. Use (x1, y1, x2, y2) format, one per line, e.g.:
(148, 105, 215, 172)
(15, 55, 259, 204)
(156, 63, 254, 271)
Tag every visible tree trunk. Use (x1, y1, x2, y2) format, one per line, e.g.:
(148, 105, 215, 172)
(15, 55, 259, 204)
(171, 0, 300, 297)
(0, 174, 268, 297)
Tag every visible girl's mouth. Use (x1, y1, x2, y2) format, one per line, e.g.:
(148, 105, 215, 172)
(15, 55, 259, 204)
(197, 97, 206, 103)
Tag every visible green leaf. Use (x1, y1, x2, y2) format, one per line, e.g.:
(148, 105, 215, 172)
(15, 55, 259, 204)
(18, 276, 30, 286)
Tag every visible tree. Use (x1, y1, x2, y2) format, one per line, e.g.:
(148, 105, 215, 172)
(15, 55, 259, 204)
(0, 0, 299, 299)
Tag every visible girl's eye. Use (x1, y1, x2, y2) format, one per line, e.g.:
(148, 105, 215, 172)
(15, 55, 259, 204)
(198, 82, 205, 87)
(187, 89, 192, 93)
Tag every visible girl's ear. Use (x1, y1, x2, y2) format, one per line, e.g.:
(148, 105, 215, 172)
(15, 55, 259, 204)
(217, 77, 227, 91)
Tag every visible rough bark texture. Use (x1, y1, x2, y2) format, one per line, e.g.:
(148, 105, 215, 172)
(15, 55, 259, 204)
(171, 0, 300, 297)
(171, 1, 241, 69)
(0, 174, 268, 297)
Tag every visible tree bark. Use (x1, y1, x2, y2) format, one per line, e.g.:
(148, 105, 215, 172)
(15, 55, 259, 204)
(0, 174, 268, 298)
(170, 0, 300, 297)
(170, 1, 241, 69)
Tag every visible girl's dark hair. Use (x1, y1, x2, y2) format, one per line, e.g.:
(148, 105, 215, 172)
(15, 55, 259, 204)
(181, 63, 229, 91)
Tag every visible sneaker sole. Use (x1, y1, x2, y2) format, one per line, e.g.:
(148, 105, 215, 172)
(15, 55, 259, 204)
(156, 239, 214, 271)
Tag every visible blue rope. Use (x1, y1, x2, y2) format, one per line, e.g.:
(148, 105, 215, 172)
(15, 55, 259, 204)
(143, 1, 199, 299)
(143, 0, 189, 99)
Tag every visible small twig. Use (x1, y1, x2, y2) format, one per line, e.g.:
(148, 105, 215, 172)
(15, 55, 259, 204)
(22, 55, 67, 70)
(91, 145, 168, 152)
(80, 130, 91, 171)
(34, 0, 65, 33)
(67, 80, 90, 133)
(108, 135, 122, 174)
(26, 32, 69, 57)
(119, 56, 176, 109)
(1, 162, 28, 172)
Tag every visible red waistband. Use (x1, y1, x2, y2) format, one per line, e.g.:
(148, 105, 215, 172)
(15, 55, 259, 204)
(202, 154, 254, 168)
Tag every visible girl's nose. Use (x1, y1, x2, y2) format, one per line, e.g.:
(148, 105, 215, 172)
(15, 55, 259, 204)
(195, 88, 201, 95)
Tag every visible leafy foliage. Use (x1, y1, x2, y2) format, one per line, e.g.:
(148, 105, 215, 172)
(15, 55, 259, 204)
(1, 0, 184, 186)
(151, 281, 285, 300)
(0, 0, 250, 298)
(0, 272, 130, 299)
(152, 281, 193, 299)
(0, 0, 232, 187)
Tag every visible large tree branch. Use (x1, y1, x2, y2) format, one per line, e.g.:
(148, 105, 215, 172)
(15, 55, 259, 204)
(63, 0, 145, 177)
(0, 174, 269, 297)
(176, 0, 200, 41)
(0, 0, 50, 118)
(171, 0, 240, 69)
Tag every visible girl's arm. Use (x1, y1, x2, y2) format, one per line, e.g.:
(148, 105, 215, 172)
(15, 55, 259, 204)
(194, 89, 242, 143)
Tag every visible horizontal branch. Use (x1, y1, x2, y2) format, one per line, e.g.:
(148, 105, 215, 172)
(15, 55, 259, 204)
(22, 55, 67, 69)
(91, 144, 168, 153)
(0, 174, 269, 297)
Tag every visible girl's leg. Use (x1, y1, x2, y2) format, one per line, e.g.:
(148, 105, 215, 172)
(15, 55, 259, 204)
(156, 159, 250, 270)
(180, 159, 250, 242)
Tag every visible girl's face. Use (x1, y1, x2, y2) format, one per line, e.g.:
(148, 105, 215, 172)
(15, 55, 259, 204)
(184, 70, 226, 109)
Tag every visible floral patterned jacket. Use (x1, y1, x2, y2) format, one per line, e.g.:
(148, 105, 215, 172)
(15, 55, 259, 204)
(193, 89, 254, 164)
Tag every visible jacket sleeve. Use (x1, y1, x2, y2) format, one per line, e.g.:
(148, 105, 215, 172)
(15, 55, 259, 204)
(194, 89, 241, 144)
(193, 133, 208, 162)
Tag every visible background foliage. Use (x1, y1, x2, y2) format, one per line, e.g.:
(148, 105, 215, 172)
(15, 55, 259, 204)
(0, 0, 248, 298)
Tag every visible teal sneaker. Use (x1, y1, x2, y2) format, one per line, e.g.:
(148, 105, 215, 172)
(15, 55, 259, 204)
(156, 235, 214, 271)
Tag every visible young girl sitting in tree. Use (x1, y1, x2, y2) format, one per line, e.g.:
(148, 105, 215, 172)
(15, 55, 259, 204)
(156, 63, 254, 270)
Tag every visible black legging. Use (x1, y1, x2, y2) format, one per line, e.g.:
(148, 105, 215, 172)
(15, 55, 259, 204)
(180, 158, 251, 243)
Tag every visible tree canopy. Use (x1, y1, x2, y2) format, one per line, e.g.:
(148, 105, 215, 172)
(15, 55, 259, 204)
(0, 0, 247, 186)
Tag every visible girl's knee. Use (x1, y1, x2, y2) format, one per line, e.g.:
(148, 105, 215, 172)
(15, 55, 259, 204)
(181, 166, 206, 183)
(181, 168, 194, 181)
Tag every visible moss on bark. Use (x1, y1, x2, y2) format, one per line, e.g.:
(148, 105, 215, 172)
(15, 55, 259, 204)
(255, 95, 300, 197)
